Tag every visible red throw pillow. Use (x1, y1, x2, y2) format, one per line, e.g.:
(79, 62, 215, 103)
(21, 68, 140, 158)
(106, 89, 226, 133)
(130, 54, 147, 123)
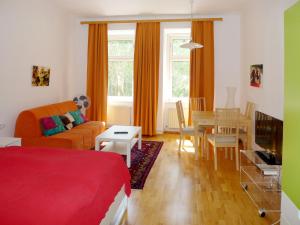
(40, 117, 56, 130)
(80, 113, 89, 122)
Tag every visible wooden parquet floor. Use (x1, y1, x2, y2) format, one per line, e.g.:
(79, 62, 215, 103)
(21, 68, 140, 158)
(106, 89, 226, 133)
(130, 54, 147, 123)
(125, 134, 280, 225)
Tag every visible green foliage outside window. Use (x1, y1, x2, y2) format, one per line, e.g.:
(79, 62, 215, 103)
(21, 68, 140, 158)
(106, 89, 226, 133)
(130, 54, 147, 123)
(171, 38, 190, 98)
(108, 61, 133, 97)
(107, 36, 190, 99)
(108, 40, 134, 57)
(172, 61, 190, 98)
(108, 39, 134, 97)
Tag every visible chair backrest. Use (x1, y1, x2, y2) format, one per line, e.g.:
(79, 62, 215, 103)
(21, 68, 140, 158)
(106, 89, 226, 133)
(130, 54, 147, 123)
(214, 108, 240, 137)
(244, 101, 255, 119)
(176, 101, 186, 130)
(189, 97, 206, 112)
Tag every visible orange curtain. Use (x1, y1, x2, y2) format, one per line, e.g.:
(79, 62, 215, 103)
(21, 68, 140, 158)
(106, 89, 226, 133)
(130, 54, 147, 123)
(189, 21, 214, 123)
(86, 24, 108, 122)
(133, 22, 160, 136)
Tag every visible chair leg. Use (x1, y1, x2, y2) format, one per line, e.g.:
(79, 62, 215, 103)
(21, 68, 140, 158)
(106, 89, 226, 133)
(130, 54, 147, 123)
(214, 146, 218, 171)
(235, 146, 239, 170)
(194, 134, 199, 160)
(178, 133, 183, 151)
(201, 132, 206, 158)
(206, 138, 209, 160)
(230, 148, 233, 160)
(182, 136, 185, 148)
(225, 147, 228, 159)
(200, 136, 204, 158)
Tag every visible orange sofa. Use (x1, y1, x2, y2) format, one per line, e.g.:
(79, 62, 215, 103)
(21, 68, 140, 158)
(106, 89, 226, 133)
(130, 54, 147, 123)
(14, 101, 105, 150)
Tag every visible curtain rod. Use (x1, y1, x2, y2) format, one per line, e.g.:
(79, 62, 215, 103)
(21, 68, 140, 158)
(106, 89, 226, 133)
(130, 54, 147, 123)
(80, 17, 223, 25)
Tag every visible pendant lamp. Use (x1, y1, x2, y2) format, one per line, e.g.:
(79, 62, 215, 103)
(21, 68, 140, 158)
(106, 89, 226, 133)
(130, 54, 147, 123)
(180, 0, 203, 50)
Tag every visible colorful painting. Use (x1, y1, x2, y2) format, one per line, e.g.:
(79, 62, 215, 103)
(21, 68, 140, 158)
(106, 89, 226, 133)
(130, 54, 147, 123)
(32, 66, 50, 86)
(250, 64, 263, 88)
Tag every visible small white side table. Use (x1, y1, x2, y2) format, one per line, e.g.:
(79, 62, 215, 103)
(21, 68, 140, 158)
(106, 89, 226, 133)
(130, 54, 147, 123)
(0, 137, 21, 147)
(95, 125, 142, 167)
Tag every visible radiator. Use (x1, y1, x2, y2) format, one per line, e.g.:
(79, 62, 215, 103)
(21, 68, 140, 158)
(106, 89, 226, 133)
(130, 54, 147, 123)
(165, 107, 188, 129)
(107, 105, 132, 126)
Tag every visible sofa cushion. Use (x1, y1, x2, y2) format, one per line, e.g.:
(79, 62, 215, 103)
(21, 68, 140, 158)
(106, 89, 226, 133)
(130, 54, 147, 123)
(67, 128, 93, 149)
(73, 121, 105, 140)
(48, 132, 85, 149)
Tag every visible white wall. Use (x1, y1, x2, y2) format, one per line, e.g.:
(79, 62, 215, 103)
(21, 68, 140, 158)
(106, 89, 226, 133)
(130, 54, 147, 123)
(68, 14, 242, 132)
(214, 14, 241, 108)
(0, 0, 73, 136)
(240, 0, 298, 120)
(66, 18, 89, 99)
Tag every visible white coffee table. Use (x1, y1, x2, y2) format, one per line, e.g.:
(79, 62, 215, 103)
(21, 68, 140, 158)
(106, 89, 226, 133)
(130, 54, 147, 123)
(95, 125, 142, 167)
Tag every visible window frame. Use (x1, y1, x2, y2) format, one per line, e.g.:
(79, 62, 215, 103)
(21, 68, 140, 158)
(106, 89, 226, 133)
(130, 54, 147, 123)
(108, 34, 135, 102)
(167, 33, 191, 102)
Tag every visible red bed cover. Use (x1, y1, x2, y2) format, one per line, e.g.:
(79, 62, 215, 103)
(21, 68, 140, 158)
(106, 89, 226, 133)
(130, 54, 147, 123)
(0, 146, 131, 225)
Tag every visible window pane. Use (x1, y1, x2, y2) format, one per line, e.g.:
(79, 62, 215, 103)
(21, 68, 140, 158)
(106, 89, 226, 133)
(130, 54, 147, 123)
(172, 61, 190, 98)
(108, 40, 134, 57)
(108, 61, 133, 97)
(172, 39, 190, 58)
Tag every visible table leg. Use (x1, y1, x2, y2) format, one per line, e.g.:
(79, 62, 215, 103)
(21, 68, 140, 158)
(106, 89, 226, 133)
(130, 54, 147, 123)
(247, 121, 252, 149)
(95, 139, 100, 151)
(127, 142, 131, 167)
(138, 128, 142, 150)
(202, 131, 207, 158)
(194, 128, 199, 160)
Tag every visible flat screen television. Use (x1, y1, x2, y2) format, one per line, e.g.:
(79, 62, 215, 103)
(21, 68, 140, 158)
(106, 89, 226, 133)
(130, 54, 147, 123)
(255, 111, 283, 165)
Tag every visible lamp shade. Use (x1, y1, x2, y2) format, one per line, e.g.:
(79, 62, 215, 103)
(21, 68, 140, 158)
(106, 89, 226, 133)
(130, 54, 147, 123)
(180, 40, 203, 50)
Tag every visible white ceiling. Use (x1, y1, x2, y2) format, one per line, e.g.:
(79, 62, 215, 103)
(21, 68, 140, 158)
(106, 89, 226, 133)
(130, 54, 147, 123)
(53, 0, 248, 17)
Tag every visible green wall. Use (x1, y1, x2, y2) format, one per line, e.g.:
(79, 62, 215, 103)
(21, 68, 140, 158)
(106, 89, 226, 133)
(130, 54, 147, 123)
(283, 1, 300, 209)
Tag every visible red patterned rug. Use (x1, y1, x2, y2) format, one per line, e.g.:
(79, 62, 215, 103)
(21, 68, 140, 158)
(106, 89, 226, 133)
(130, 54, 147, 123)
(101, 140, 163, 189)
(126, 141, 163, 189)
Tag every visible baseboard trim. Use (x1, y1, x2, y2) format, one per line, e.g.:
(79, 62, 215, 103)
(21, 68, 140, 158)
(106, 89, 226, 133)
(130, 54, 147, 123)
(281, 191, 300, 225)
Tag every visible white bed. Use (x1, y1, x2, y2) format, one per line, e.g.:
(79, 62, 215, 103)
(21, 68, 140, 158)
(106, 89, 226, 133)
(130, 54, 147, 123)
(100, 185, 128, 225)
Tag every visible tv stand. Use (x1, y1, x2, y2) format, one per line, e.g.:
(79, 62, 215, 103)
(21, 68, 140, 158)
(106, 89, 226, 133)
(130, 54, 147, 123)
(255, 151, 281, 165)
(240, 150, 281, 218)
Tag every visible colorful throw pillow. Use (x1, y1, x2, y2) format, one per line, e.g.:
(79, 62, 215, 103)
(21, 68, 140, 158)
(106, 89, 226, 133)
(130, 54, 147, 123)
(52, 115, 65, 127)
(40, 117, 56, 130)
(60, 113, 75, 130)
(41, 116, 65, 136)
(64, 112, 76, 124)
(80, 113, 89, 123)
(69, 110, 84, 125)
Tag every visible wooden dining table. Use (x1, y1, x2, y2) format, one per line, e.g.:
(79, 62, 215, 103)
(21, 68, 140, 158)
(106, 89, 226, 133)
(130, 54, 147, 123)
(192, 111, 252, 159)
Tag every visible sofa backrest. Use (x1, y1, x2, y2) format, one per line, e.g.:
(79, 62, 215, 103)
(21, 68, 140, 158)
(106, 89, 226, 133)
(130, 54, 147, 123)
(15, 101, 78, 138)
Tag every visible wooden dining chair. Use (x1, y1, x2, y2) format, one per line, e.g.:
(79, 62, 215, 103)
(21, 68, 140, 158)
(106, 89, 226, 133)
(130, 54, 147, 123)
(239, 101, 255, 148)
(189, 97, 208, 158)
(207, 108, 240, 171)
(189, 97, 206, 112)
(176, 100, 204, 156)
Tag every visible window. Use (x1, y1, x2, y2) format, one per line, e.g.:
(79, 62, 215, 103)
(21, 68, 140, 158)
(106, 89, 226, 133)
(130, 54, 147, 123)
(108, 32, 134, 101)
(168, 34, 190, 100)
